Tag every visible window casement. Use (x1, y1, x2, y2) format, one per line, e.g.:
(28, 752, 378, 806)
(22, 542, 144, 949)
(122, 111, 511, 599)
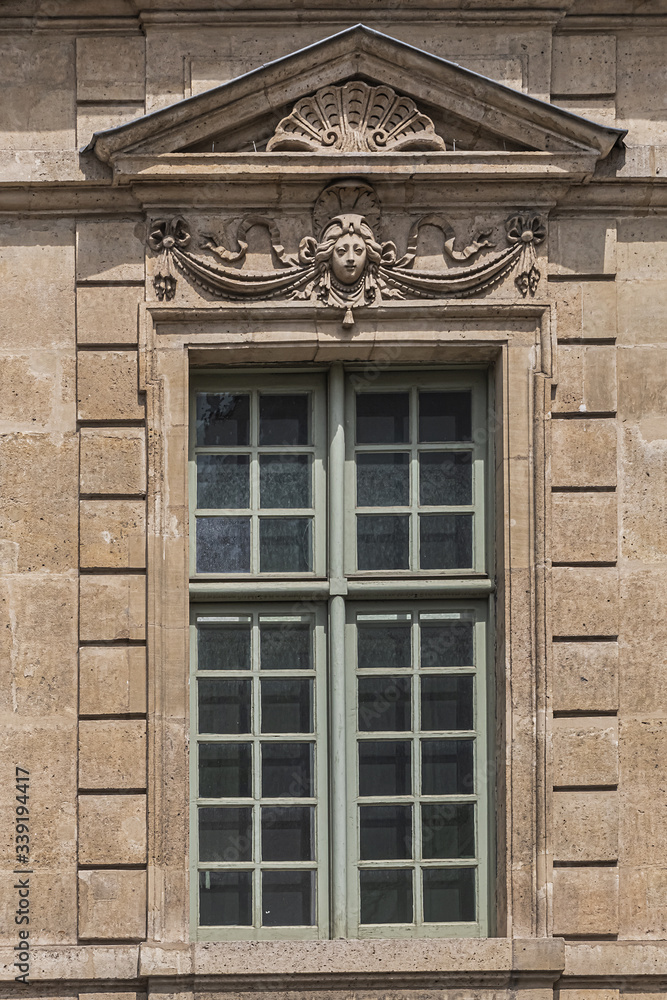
(189, 365, 493, 941)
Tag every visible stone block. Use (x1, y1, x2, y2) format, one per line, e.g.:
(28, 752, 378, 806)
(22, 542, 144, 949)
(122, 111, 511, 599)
(553, 717, 619, 787)
(80, 428, 146, 496)
(619, 718, 667, 865)
(0, 871, 77, 944)
(551, 35, 616, 95)
(79, 574, 146, 642)
(617, 346, 667, 423)
(552, 492, 617, 563)
(552, 867, 619, 936)
(76, 285, 141, 345)
(76, 36, 145, 101)
(553, 790, 618, 862)
(0, 37, 75, 151)
(552, 566, 619, 637)
(0, 353, 75, 432)
(78, 869, 146, 940)
(620, 425, 667, 562)
(617, 218, 667, 280)
(551, 418, 617, 488)
(619, 866, 667, 938)
(76, 219, 144, 283)
(550, 219, 616, 276)
(79, 794, 146, 865)
(554, 345, 616, 414)
(80, 500, 146, 570)
(77, 351, 144, 422)
(555, 281, 617, 341)
(79, 646, 146, 716)
(620, 568, 667, 713)
(77, 102, 146, 149)
(553, 641, 619, 713)
(617, 279, 667, 345)
(79, 720, 147, 789)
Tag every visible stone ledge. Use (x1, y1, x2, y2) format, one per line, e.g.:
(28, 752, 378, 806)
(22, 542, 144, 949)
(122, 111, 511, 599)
(564, 941, 667, 978)
(0, 944, 139, 982)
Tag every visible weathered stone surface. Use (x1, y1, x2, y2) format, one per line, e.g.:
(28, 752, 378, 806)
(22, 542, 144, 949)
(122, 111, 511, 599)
(553, 790, 618, 862)
(78, 870, 146, 941)
(553, 344, 617, 414)
(551, 35, 616, 96)
(553, 641, 619, 713)
(619, 567, 667, 714)
(619, 718, 667, 865)
(617, 279, 667, 345)
(554, 281, 617, 341)
(76, 219, 144, 283)
(79, 645, 146, 716)
(80, 574, 146, 642)
(552, 567, 619, 637)
(76, 37, 145, 102)
(79, 720, 147, 789)
(80, 501, 146, 569)
(0, 36, 75, 150)
(552, 492, 617, 563)
(553, 867, 619, 936)
(551, 419, 617, 488)
(0, 354, 75, 432)
(76, 285, 141, 345)
(79, 795, 147, 865)
(80, 428, 146, 496)
(553, 717, 619, 787)
(77, 351, 144, 422)
(550, 219, 616, 276)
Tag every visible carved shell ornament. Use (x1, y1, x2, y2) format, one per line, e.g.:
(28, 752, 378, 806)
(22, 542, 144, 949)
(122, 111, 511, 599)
(148, 182, 546, 327)
(266, 82, 446, 153)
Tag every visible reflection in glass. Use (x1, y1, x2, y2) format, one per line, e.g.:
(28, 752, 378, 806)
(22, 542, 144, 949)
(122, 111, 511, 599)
(260, 454, 311, 508)
(360, 804, 413, 859)
(419, 514, 473, 570)
(421, 675, 474, 731)
(199, 743, 252, 798)
(419, 452, 472, 506)
(358, 624, 411, 669)
(356, 453, 410, 507)
(358, 740, 411, 796)
(418, 391, 471, 442)
(360, 868, 413, 924)
(358, 676, 411, 732)
(197, 454, 250, 510)
(198, 806, 252, 862)
(196, 393, 250, 447)
(262, 870, 315, 926)
(357, 514, 409, 570)
(259, 394, 309, 445)
(421, 740, 474, 795)
(261, 743, 314, 797)
(198, 625, 251, 670)
(196, 517, 250, 573)
(199, 870, 252, 925)
(261, 679, 313, 733)
(260, 623, 312, 670)
(420, 622, 473, 668)
(421, 803, 475, 859)
(356, 393, 409, 444)
(198, 678, 251, 734)
(423, 867, 476, 922)
(261, 806, 314, 861)
(259, 518, 312, 572)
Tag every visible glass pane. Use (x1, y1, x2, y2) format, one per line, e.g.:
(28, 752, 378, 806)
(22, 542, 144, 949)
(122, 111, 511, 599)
(419, 452, 472, 506)
(199, 870, 252, 926)
(197, 454, 249, 510)
(357, 453, 410, 507)
(419, 391, 471, 442)
(419, 514, 473, 570)
(421, 740, 474, 795)
(358, 740, 411, 796)
(421, 676, 474, 731)
(259, 518, 312, 572)
(261, 679, 313, 733)
(423, 867, 476, 922)
(422, 803, 475, 859)
(260, 454, 311, 509)
(196, 393, 250, 447)
(196, 517, 250, 573)
(261, 806, 314, 861)
(360, 804, 413, 859)
(198, 624, 250, 671)
(357, 515, 409, 570)
(262, 742, 314, 797)
(260, 623, 312, 670)
(259, 394, 309, 446)
(358, 624, 411, 669)
(421, 622, 473, 668)
(360, 868, 413, 924)
(199, 743, 252, 798)
(358, 676, 411, 732)
(198, 679, 251, 734)
(356, 393, 409, 444)
(262, 870, 315, 926)
(198, 806, 252, 862)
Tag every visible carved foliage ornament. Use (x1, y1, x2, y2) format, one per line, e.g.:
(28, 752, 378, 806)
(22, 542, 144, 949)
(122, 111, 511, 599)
(266, 81, 446, 153)
(148, 182, 546, 326)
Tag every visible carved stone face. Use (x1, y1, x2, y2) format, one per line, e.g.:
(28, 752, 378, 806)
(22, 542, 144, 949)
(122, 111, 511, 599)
(331, 235, 367, 284)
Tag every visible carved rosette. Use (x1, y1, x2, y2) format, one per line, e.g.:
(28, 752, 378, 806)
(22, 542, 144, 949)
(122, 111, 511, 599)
(266, 82, 446, 153)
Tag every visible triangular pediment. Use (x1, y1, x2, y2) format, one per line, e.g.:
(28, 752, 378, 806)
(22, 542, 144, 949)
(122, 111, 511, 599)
(87, 24, 624, 163)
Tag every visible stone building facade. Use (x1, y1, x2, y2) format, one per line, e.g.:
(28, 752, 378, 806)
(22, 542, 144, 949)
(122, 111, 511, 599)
(1, 1, 666, 1000)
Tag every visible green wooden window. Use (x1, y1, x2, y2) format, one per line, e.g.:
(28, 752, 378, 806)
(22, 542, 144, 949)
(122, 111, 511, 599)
(190, 367, 492, 940)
